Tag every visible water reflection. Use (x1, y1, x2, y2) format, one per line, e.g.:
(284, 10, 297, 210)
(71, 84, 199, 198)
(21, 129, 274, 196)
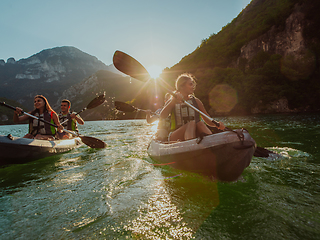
(124, 182, 194, 239)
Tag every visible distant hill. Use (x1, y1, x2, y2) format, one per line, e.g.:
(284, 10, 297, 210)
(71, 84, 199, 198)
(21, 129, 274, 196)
(0, 46, 115, 111)
(158, 0, 320, 115)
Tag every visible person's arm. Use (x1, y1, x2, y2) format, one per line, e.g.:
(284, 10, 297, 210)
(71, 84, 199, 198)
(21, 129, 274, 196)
(13, 107, 30, 123)
(195, 98, 225, 130)
(160, 93, 183, 118)
(146, 110, 159, 124)
(160, 99, 174, 118)
(70, 113, 84, 125)
(52, 112, 64, 132)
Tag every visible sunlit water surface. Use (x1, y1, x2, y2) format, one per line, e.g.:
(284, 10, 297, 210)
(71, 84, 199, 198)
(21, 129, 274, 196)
(0, 114, 319, 239)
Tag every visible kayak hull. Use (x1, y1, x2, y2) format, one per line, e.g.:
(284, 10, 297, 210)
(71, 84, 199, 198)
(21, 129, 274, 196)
(0, 134, 82, 165)
(147, 129, 256, 182)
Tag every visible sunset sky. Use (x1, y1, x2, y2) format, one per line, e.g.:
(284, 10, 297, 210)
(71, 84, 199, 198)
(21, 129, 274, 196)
(0, 0, 251, 73)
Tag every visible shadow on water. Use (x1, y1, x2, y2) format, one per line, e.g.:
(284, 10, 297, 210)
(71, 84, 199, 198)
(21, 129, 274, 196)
(0, 154, 65, 191)
(0, 145, 104, 192)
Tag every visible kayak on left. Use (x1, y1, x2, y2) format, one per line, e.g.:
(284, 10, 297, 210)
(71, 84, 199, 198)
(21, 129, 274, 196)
(0, 95, 107, 165)
(0, 134, 82, 165)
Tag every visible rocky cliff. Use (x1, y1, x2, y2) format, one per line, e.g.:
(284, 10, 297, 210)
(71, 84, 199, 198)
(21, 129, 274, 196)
(237, 2, 318, 113)
(239, 9, 306, 62)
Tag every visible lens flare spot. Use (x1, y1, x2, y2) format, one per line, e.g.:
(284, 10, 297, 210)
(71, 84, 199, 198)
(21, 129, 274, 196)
(209, 84, 238, 113)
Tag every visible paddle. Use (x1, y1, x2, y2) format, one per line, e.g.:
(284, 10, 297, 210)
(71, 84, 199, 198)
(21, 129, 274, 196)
(60, 93, 106, 125)
(114, 101, 156, 115)
(112, 50, 273, 157)
(0, 102, 106, 149)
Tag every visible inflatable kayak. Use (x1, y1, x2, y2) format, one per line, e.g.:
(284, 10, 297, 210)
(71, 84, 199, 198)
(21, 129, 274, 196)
(0, 134, 82, 165)
(147, 129, 256, 182)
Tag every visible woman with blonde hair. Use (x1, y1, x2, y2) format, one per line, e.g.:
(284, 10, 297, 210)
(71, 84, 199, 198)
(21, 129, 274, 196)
(13, 95, 63, 140)
(160, 73, 225, 142)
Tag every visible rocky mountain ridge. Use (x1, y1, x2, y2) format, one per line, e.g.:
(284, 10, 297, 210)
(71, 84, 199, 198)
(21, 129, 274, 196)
(0, 46, 119, 110)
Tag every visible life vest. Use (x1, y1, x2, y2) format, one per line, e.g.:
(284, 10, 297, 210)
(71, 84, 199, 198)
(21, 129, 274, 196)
(29, 110, 56, 136)
(170, 97, 200, 131)
(59, 112, 78, 132)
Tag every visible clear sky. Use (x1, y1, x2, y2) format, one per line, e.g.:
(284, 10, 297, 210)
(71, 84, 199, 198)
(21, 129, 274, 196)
(0, 0, 251, 73)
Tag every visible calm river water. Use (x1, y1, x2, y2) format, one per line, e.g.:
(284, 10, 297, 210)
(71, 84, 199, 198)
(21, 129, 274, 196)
(0, 113, 319, 239)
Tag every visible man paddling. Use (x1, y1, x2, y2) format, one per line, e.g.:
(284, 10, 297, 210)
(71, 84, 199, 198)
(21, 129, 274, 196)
(58, 99, 84, 138)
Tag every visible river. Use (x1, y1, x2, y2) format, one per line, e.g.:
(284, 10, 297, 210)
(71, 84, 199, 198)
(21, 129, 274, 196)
(0, 113, 319, 239)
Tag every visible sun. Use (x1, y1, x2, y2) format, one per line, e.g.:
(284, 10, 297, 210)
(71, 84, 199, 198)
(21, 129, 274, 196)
(147, 65, 163, 79)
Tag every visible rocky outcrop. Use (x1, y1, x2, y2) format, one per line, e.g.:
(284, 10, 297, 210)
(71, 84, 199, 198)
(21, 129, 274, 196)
(6, 58, 16, 64)
(238, 6, 307, 63)
(251, 97, 299, 114)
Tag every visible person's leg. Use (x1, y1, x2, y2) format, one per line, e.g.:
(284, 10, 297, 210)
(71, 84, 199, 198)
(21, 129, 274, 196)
(156, 129, 169, 141)
(169, 122, 190, 141)
(184, 121, 196, 140)
(34, 134, 54, 140)
(169, 121, 197, 141)
(169, 127, 185, 141)
(23, 133, 34, 139)
(196, 121, 212, 135)
(57, 132, 70, 139)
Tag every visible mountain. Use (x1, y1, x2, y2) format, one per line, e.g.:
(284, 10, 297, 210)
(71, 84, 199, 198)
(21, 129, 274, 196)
(159, 0, 320, 115)
(0, 46, 116, 111)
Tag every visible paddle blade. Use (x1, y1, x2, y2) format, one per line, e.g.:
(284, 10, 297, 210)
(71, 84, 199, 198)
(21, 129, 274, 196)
(113, 50, 151, 82)
(253, 146, 274, 158)
(80, 136, 107, 148)
(87, 93, 106, 109)
(114, 101, 137, 112)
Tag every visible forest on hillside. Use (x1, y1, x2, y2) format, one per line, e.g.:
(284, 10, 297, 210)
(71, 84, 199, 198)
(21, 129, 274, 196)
(133, 0, 320, 115)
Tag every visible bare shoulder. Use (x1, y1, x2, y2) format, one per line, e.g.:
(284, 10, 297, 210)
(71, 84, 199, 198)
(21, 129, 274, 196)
(51, 111, 59, 117)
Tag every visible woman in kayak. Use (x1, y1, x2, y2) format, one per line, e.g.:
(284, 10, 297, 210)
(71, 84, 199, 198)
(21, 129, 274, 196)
(13, 95, 63, 140)
(160, 73, 225, 142)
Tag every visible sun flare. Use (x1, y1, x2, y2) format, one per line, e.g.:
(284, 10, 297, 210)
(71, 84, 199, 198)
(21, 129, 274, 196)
(147, 65, 163, 79)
